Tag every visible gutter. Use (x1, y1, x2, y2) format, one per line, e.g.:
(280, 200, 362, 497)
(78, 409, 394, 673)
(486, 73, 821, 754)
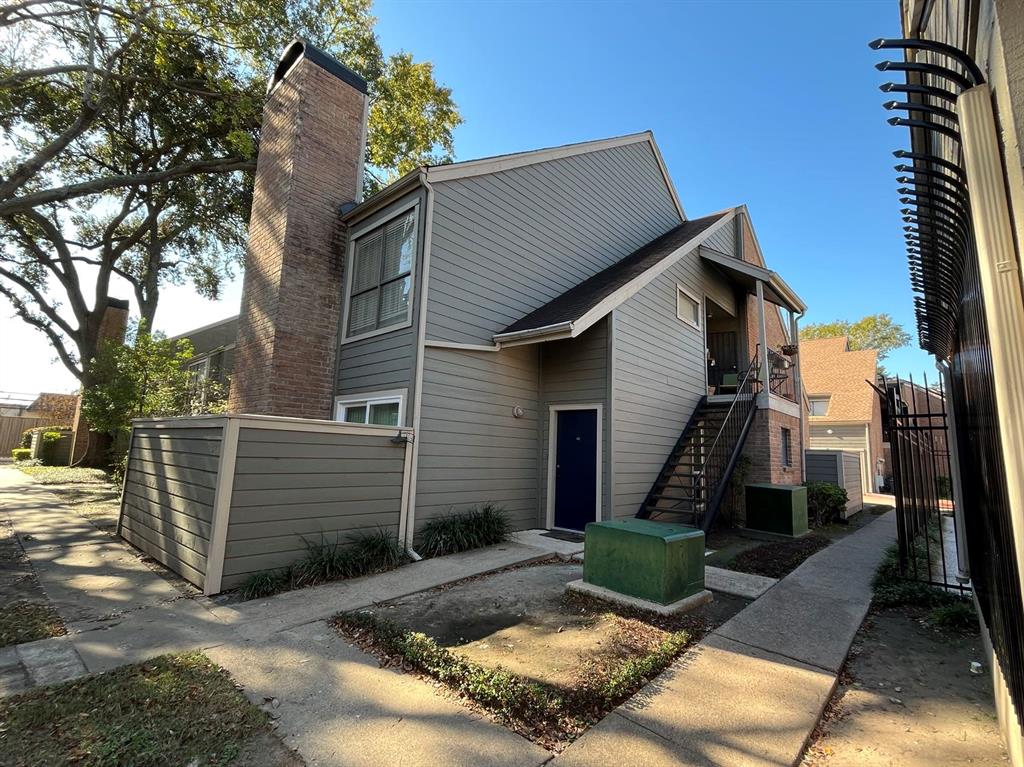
(492, 320, 574, 344)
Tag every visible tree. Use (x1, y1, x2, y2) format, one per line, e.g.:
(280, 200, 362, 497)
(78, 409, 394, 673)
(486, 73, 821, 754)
(800, 313, 911, 361)
(80, 323, 195, 436)
(0, 0, 461, 390)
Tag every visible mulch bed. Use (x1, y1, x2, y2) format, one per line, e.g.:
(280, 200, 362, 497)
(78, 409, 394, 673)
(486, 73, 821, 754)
(727, 533, 832, 579)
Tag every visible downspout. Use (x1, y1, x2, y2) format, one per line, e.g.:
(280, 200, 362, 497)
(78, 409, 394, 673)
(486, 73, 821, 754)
(790, 308, 806, 480)
(403, 171, 435, 559)
(936, 358, 970, 583)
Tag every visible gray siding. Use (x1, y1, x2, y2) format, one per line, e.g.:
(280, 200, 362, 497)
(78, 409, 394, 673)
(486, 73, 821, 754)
(805, 449, 864, 517)
(426, 141, 683, 344)
(119, 424, 223, 589)
(539, 318, 610, 519)
(610, 237, 737, 518)
(335, 189, 427, 425)
(414, 345, 540, 532)
(221, 427, 406, 589)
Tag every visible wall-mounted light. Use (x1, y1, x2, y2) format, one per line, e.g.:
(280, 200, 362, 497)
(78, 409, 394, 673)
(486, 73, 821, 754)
(512, 406, 525, 419)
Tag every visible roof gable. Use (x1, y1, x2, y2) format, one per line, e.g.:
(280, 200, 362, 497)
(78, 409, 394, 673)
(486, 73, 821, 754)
(494, 210, 732, 344)
(801, 337, 879, 422)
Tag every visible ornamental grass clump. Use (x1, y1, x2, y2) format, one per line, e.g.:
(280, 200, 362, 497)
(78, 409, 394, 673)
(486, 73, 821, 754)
(239, 528, 408, 600)
(417, 503, 510, 558)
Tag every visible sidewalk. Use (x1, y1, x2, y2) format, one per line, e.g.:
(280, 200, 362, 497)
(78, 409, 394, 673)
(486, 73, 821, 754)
(557, 512, 897, 767)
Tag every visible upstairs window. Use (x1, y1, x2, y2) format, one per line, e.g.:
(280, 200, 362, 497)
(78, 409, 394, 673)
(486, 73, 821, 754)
(346, 209, 417, 339)
(808, 396, 831, 417)
(676, 286, 701, 329)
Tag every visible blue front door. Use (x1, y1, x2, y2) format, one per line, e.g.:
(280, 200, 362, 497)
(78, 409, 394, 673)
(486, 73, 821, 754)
(553, 408, 598, 531)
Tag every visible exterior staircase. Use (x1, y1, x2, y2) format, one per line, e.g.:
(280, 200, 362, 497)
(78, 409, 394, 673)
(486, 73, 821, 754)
(637, 351, 761, 531)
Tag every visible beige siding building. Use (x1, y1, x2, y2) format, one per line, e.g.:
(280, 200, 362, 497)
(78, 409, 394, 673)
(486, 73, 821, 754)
(800, 337, 883, 493)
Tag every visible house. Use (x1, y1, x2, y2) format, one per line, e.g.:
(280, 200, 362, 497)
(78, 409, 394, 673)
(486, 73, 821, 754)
(876, 0, 1024, 761)
(171, 316, 237, 408)
(799, 336, 884, 493)
(25, 392, 80, 424)
(126, 40, 805, 594)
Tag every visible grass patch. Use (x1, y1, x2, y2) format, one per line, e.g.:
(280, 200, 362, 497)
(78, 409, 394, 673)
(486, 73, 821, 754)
(240, 528, 408, 600)
(0, 600, 65, 647)
(417, 503, 510, 558)
(0, 652, 269, 766)
(333, 604, 694, 749)
(17, 466, 110, 485)
(727, 533, 831, 579)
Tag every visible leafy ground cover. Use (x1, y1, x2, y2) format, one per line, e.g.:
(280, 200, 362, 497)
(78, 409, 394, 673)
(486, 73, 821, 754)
(16, 466, 110, 485)
(0, 652, 300, 767)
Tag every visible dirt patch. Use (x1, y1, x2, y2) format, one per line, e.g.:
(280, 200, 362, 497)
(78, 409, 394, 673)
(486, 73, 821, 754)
(337, 561, 747, 749)
(0, 520, 64, 647)
(373, 562, 744, 689)
(801, 605, 1007, 766)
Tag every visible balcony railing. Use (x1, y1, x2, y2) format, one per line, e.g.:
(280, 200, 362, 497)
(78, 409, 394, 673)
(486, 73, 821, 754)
(767, 348, 796, 402)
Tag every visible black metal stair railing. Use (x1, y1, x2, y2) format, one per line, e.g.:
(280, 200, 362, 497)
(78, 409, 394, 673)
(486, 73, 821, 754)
(637, 347, 762, 531)
(691, 349, 761, 531)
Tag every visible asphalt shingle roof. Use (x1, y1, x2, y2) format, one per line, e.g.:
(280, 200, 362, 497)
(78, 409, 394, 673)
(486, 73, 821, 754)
(800, 337, 879, 423)
(499, 212, 727, 336)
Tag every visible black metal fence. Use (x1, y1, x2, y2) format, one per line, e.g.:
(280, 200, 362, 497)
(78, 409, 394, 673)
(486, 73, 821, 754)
(880, 372, 969, 596)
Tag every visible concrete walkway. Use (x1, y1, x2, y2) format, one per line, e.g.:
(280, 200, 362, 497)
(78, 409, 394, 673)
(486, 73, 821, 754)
(2, 465, 897, 766)
(557, 512, 897, 767)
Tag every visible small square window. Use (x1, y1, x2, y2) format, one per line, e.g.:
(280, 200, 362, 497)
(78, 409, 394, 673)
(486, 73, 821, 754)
(808, 396, 830, 417)
(676, 287, 701, 329)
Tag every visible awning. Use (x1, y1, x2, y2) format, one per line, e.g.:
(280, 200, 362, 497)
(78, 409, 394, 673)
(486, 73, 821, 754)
(699, 247, 806, 313)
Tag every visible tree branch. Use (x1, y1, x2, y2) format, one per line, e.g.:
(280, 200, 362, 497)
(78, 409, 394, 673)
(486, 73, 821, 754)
(0, 157, 255, 216)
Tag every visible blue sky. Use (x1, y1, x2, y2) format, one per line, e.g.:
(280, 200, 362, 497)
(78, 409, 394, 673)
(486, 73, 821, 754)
(371, 0, 929, 375)
(0, 0, 933, 397)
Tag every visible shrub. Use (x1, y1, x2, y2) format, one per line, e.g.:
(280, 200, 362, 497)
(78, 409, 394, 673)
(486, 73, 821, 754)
(417, 503, 510, 558)
(10, 448, 31, 462)
(19, 428, 34, 449)
(39, 431, 65, 466)
(804, 481, 848, 527)
(872, 544, 969, 622)
(936, 475, 952, 500)
(929, 599, 978, 631)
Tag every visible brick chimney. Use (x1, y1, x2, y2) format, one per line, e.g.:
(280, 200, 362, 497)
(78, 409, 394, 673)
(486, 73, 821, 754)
(228, 40, 368, 418)
(70, 297, 129, 465)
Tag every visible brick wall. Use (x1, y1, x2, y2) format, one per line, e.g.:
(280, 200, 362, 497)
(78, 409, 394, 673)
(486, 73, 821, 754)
(229, 44, 368, 418)
(741, 408, 803, 486)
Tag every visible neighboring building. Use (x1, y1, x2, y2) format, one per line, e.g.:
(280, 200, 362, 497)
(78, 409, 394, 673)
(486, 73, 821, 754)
(800, 337, 883, 493)
(878, 1, 1024, 761)
(128, 41, 806, 592)
(170, 316, 237, 408)
(25, 392, 80, 424)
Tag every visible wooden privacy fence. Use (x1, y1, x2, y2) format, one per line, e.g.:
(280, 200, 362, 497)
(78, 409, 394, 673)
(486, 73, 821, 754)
(118, 414, 415, 594)
(0, 416, 53, 455)
(804, 449, 864, 517)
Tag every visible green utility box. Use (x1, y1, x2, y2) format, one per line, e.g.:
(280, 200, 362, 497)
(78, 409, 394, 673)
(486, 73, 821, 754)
(745, 483, 808, 537)
(582, 519, 705, 605)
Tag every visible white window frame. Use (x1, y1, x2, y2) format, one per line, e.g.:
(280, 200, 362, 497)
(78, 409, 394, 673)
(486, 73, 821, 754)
(340, 198, 420, 345)
(808, 395, 831, 417)
(545, 403, 603, 531)
(333, 389, 407, 427)
(675, 284, 702, 330)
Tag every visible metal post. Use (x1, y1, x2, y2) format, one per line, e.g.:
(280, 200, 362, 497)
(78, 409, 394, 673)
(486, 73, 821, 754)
(755, 280, 770, 395)
(937, 359, 970, 583)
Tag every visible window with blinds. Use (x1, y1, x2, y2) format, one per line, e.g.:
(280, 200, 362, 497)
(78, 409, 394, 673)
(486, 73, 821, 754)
(346, 209, 417, 339)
